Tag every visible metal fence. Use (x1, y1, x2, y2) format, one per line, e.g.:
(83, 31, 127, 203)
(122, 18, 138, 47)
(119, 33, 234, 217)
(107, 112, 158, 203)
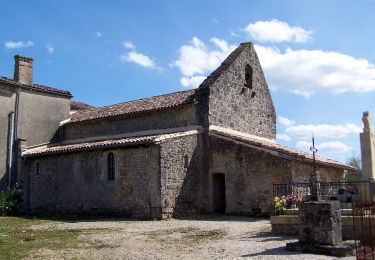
(353, 203, 375, 259)
(273, 181, 372, 215)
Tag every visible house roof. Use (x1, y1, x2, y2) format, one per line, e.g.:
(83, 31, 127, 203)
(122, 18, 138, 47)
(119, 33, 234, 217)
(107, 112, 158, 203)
(209, 125, 355, 171)
(0, 77, 72, 98)
(23, 130, 199, 157)
(70, 100, 94, 111)
(67, 89, 196, 124)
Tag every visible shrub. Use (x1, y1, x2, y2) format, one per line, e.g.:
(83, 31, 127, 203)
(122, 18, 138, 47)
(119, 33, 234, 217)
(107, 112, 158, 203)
(0, 185, 19, 216)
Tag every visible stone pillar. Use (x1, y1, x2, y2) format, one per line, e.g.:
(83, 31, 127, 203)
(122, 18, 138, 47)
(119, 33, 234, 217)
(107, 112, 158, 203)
(310, 171, 320, 201)
(360, 111, 375, 181)
(299, 200, 342, 245)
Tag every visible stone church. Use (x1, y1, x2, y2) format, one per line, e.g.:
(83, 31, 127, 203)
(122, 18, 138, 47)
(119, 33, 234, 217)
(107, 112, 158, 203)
(0, 43, 353, 219)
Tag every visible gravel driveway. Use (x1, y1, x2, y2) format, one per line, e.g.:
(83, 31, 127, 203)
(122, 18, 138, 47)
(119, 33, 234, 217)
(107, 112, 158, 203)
(30, 215, 354, 259)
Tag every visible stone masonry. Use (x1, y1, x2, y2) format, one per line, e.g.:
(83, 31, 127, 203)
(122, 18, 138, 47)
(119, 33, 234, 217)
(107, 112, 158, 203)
(299, 201, 342, 245)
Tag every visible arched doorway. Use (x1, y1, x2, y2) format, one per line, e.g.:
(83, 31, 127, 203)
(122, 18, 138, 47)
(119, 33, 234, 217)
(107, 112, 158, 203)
(212, 173, 226, 213)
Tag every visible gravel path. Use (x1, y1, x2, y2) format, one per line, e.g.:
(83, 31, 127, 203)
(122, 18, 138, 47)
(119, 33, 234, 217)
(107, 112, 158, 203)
(30, 215, 354, 259)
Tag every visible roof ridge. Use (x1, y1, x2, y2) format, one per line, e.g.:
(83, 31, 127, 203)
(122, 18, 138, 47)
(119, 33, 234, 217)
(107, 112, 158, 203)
(97, 89, 195, 109)
(68, 88, 196, 124)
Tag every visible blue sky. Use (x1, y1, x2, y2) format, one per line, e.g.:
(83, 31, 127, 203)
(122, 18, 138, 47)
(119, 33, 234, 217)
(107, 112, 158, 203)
(1, 0, 374, 163)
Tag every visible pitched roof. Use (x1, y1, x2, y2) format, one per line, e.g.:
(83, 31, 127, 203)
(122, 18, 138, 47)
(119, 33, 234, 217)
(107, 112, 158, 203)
(70, 100, 94, 111)
(68, 89, 196, 124)
(0, 77, 72, 97)
(24, 130, 199, 157)
(209, 125, 355, 171)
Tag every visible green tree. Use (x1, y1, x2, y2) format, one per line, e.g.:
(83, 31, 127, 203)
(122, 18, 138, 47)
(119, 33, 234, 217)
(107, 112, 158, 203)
(346, 156, 362, 182)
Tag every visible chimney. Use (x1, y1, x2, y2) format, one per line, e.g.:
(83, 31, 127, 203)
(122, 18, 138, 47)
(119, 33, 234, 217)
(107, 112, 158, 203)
(14, 55, 33, 85)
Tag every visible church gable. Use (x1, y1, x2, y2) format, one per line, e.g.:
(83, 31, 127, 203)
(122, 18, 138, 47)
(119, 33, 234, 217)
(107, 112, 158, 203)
(200, 42, 276, 140)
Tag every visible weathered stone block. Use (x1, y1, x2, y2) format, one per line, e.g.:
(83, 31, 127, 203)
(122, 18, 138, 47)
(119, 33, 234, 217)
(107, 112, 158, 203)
(298, 201, 342, 245)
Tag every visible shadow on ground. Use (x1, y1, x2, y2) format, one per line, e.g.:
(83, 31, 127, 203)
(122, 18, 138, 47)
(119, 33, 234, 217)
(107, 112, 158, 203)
(241, 231, 297, 242)
(241, 246, 300, 257)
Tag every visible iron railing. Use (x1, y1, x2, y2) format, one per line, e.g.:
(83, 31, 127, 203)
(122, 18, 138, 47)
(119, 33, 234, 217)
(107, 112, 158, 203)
(353, 203, 375, 259)
(273, 180, 373, 215)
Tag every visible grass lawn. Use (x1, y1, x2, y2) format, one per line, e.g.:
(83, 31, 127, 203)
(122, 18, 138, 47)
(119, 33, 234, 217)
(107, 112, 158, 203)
(0, 216, 88, 259)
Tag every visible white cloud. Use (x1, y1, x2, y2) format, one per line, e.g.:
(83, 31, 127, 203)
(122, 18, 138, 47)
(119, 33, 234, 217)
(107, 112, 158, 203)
(123, 41, 136, 50)
(172, 37, 236, 88)
(46, 44, 54, 54)
(244, 19, 313, 43)
(96, 31, 103, 38)
(255, 45, 375, 96)
(297, 140, 352, 154)
(276, 133, 291, 142)
(279, 116, 296, 127)
(180, 76, 207, 88)
(121, 51, 156, 68)
(285, 123, 361, 139)
(4, 40, 34, 49)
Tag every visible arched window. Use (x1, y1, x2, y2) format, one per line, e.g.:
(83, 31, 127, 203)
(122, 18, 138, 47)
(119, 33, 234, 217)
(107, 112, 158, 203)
(244, 64, 253, 89)
(107, 153, 115, 180)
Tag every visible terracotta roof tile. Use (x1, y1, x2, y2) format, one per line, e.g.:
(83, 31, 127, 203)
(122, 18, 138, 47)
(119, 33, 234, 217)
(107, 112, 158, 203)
(24, 130, 199, 157)
(0, 77, 72, 97)
(68, 89, 195, 124)
(209, 126, 355, 171)
(70, 100, 94, 110)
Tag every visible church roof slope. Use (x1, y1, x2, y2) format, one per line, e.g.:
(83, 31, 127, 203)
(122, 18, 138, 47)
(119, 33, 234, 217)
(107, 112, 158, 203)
(0, 77, 72, 97)
(23, 130, 199, 157)
(70, 100, 94, 111)
(68, 89, 196, 124)
(209, 126, 355, 171)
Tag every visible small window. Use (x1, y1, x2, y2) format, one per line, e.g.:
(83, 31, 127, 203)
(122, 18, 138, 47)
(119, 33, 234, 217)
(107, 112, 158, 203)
(184, 154, 189, 168)
(107, 153, 115, 180)
(35, 162, 40, 176)
(244, 64, 253, 89)
(251, 91, 256, 98)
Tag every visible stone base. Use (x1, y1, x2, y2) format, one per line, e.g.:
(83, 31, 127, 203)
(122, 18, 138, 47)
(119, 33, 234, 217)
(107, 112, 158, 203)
(286, 241, 355, 257)
(271, 215, 355, 240)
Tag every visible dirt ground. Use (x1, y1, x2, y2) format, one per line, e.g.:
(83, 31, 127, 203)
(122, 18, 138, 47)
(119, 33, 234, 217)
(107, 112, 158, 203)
(28, 215, 354, 259)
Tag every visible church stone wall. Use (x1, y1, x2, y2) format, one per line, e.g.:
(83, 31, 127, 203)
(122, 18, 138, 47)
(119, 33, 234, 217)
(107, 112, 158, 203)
(159, 133, 203, 218)
(206, 136, 345, 216)
(64, 105, 198, 141)
(291, 160, 345, 183)
(207, 44, 276, 140)
(25, 145, 161, 218)
(207, 135, 291, 215)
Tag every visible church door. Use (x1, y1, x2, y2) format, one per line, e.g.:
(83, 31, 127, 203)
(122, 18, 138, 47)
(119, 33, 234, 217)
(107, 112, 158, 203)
(212, 173, 226, 213)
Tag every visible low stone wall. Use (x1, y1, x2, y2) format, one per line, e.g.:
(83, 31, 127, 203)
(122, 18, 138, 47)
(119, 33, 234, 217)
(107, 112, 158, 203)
(271, 214, 354, 240)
